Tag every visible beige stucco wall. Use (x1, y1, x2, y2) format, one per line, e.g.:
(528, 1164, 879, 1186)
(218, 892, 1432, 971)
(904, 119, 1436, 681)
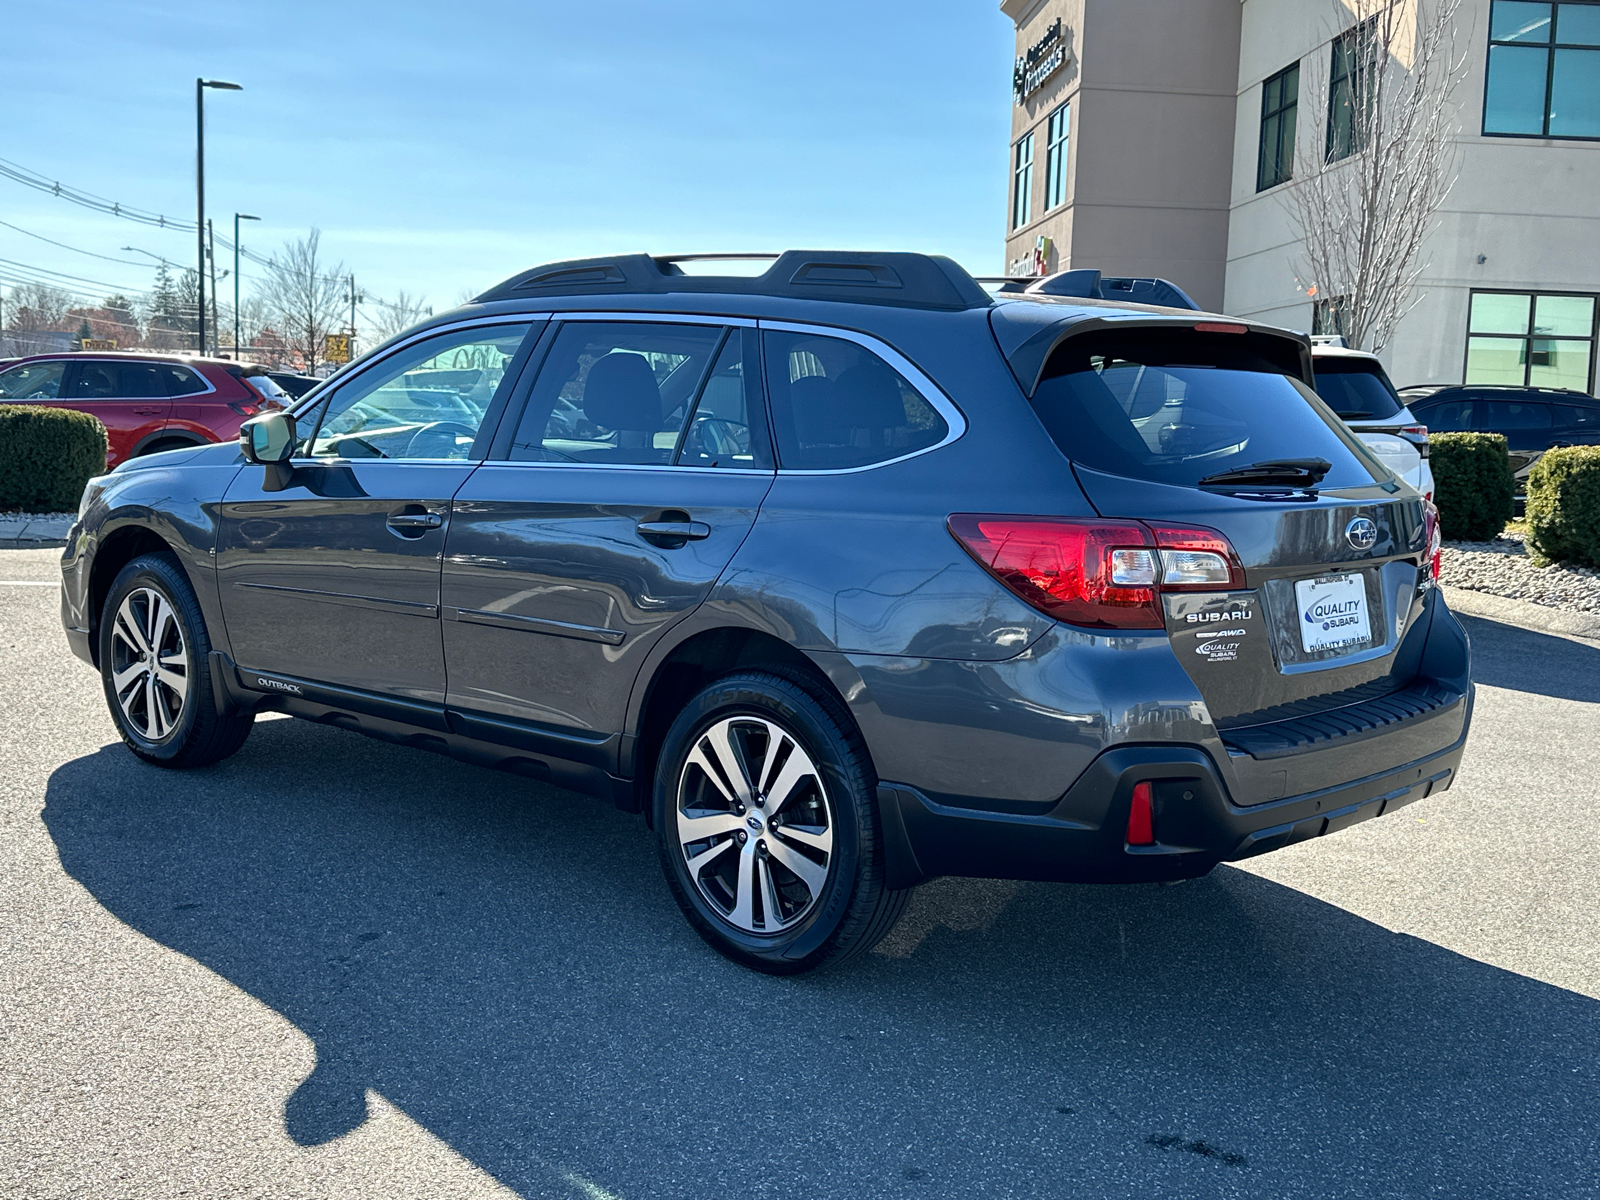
(1002, 0, 1241, 308)
(1225, 0, 1600, 389)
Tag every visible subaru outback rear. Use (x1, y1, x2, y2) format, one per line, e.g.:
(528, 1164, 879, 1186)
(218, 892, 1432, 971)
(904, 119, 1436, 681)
(64, 250, 1470, 974)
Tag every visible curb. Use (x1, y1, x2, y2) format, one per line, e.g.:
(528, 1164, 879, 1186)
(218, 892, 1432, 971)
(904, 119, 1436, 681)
(0, 515, 74, 551)
(1441, 585, 1600, 644)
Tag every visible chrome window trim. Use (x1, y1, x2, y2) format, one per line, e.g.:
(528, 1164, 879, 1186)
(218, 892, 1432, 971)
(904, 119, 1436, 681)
(470, 460, 774, 476)
(68, 357, 218, 400)
(756, 318, 967, 475)
(550, 312, 758, 328)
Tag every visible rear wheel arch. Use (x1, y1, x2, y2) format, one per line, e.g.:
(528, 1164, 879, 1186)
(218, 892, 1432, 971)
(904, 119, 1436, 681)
(131, 431, 208, 458)
(628, 627, 869, 822)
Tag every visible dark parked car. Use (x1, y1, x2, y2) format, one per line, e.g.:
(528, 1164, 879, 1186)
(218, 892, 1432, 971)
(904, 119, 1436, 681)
(0, 352, 286, 468)
(61, 251, 1472, 973)
(1397, 383, 1600, 500)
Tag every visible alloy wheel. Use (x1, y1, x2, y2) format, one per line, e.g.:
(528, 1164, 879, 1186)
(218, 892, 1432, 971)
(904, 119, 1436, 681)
(109, 586, 188, 741)
(675, 715, 834, 935)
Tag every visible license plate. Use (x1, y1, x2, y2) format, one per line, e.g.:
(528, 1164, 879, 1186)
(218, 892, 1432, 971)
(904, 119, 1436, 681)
(1294, 572, 1372, 654)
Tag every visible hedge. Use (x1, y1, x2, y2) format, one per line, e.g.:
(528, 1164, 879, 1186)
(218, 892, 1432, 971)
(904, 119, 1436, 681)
(0, 405, 108, 513)
(1429, 432, 1515, 542)
(1526, 445, 1600, 568)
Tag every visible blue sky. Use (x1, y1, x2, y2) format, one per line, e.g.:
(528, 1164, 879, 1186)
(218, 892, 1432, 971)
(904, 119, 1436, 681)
(1, 0, 1015, 327)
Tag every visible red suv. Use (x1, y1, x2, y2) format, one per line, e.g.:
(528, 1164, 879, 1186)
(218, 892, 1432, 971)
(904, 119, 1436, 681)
(0, 352, 288, 469)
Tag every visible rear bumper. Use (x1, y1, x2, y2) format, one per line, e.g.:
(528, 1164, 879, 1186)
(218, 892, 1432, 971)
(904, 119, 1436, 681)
(878, 686, 1472, 887)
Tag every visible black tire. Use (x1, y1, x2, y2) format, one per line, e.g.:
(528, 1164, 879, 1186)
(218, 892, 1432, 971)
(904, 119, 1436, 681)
(653, 669, 911, 974)
(98, 552, 254, 768)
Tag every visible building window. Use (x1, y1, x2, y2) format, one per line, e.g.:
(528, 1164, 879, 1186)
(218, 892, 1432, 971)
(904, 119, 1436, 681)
(1044, 103, 1070, 210)
(1012, 133, 1035, 230)
(1257, 63, 1300, 191)
(1327, 19, 1376, 161)
(1313, 296, 1352, 339)
(1465, 290, 1598, 390)
(1484, 1, 1600, 139)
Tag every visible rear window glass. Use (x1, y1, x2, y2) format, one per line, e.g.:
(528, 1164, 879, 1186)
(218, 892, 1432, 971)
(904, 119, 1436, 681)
(763, 331, 947, 470)
(1311, 356, 1404, 421)
(1030, 330, 1382, 490)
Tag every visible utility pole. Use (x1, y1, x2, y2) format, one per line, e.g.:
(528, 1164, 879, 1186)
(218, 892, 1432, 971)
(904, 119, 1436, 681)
(195, 78, 242, 356)
(234, 212, 258, 360)
(349, 273, 357, 360)
(207, 219, 219, 356)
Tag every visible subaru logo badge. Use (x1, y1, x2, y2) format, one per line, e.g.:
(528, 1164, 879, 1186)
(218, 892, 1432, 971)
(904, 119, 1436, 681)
(1345, 517, 1378, 551)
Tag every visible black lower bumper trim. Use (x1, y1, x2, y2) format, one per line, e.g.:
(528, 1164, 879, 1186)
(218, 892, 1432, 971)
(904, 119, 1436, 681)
(880, 729, 1469, 886)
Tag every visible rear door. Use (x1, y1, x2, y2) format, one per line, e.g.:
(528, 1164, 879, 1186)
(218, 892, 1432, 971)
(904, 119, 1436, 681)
(1022, 323, 1429, 722)
(440, 318, 773, 755)
(61, 359, 171, 466)
(217, 320, 539, 718)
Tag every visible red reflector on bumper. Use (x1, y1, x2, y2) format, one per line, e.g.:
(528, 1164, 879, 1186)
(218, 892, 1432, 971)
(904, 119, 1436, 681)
(1127, 781, 1154, 846)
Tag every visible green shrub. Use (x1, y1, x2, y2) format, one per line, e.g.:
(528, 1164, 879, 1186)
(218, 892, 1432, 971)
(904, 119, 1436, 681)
(0, 405, 108, 512)
(1526, 445, 1600, 568)
(1429, 432, 1515, 541)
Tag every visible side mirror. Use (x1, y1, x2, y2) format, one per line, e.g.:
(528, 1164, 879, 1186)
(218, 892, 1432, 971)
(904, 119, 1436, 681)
(240, 410, 297, 464)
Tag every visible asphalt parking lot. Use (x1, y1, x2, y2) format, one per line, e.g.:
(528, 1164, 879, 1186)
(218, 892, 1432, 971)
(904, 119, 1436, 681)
(3, 544, 1598, 1199)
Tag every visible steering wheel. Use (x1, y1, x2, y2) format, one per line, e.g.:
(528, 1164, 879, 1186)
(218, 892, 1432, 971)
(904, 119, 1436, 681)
(404, 420, 479, 458)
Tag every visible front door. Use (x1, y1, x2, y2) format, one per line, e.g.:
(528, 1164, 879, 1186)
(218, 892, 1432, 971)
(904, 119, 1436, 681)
(216, 320, 540, 718)
(441, 321, 773, 753)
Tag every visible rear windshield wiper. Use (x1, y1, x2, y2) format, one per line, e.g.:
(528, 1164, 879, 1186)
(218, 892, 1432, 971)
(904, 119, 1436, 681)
(1198, 457, 1332, 488)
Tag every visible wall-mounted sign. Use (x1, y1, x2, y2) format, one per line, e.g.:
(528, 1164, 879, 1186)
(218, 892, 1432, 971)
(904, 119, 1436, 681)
(1013, 18, 1067, 105)
(1008, 235, 1054, 279)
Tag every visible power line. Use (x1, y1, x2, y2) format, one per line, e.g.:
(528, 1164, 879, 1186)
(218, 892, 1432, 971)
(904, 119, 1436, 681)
(0, 218, 170, 269)
(0, 256, 148, 295)
(0, 155, 196, 232)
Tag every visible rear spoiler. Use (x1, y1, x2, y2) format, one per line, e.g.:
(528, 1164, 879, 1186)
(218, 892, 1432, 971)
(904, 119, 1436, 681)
(989, 308, 1315, 398)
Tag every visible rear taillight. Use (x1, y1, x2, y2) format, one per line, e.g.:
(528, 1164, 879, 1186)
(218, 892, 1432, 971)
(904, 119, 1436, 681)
(1422, 499, 1442, 582)
(948, 515, 1245, 631)
(228, 399, 262, 417)
(1401, 424, 1430, 458)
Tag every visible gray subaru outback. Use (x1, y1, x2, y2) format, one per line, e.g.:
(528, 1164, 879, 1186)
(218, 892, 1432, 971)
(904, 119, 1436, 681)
(60, 251, 1471, 973)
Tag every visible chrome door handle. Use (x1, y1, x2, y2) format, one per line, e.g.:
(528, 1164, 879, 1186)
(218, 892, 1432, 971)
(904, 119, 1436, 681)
(387, 511, 443, 530)
(636, 520, 711, 543)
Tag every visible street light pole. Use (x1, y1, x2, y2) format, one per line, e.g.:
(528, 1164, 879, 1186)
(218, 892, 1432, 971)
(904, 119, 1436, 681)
(196, 78, 241, 356)
(234, 212, 259, 360)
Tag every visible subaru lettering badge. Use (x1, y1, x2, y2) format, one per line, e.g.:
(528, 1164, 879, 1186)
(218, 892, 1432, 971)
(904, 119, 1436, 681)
(1345, 517, 1378, 551)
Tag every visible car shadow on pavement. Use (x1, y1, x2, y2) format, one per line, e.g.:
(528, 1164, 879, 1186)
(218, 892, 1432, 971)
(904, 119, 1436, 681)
(44, 718, 1600, 1200)
(1460, 612, 1600, 703)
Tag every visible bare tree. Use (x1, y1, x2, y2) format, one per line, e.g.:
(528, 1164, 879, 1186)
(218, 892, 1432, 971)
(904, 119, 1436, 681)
(257, 229, 347, 373)
(366, 289, 431, 344)
(5, 282, 73, 331)
(1285, 0, 1469, 353)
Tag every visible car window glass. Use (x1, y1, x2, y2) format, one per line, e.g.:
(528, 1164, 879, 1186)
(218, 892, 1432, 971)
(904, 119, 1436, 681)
(509, 322, 723, 465)
(1418, 400, 1472, 431)
(304, 323, 533, 460)
(1029, 329, 1380, 489)
(1482, 400, 1553, 429)
(1555, 403, 1600, 427)
(676, 331, 772, 470)
(0, 361, 67, 400)
(68, 362, 117, 398)
(108, 363, 167, 398)
(161, 366, 208, 396)
(1310, 358, 1404, 420)
(763, 330, 947, 470)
